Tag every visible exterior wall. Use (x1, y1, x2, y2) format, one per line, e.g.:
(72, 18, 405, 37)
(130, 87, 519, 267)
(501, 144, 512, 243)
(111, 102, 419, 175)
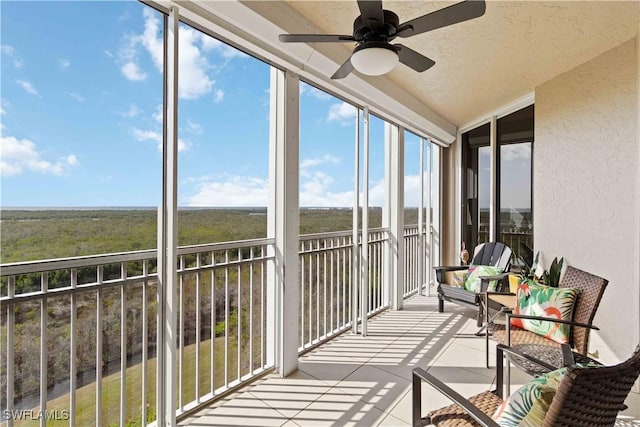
(534, 38, 639, 362)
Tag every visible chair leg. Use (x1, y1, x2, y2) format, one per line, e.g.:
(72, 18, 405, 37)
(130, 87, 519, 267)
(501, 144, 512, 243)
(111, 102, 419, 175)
(477, 304, 484, 327)
(438, 296, 444, 313)
(412, 371, 422, 427)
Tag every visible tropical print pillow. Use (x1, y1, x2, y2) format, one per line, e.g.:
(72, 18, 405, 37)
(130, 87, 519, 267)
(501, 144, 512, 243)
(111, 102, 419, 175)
(463, 265, 504, 293)
(444, 269, 469, 287)
(511, 280, 578, 344)
(492, 367, 566, 426)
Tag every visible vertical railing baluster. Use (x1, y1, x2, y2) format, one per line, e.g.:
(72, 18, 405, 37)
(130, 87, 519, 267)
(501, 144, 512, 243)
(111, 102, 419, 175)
(178, 256, 184, 410)
(6, 276, 15, 427)
(141, 261, 148, 426)
(96, 267, 103, 427)
(70, 268, 78, 427)
(249, 247, 254, 376)
(330, 239, 334, 334)
(195, 255, 201, 403)
(40, 272, 48, 427)
(210, 258, 215, 395)
(237, 248, 241, 382)
(260, 250, 265, 368)
(322, 239, 326, 339)
(343, 238, 347, 327)
(308, 242, 312, 345)
(119, 264, 126, 427)
(224, 250, 229, 387)
(316, 241, 320, 341)
(300, 242, 305, 348)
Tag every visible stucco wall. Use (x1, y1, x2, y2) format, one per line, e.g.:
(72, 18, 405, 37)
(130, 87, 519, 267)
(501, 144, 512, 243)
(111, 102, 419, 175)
(534, 38, 639, 362)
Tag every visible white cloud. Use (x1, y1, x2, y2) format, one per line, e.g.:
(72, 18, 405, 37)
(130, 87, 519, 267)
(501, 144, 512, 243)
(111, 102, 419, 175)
(186, 175, 269, 207)
(116, 9, 231, 100)
(199, 35, 246, 59)
(300, 83, 331, 101)
(121, 104, 142, 118)
(67, 92, 85, 102)
(121, 61, 147, 81)
(0, 107, 5, 115)
(300, 154, 340, 173)
(58, 58, 70, 70)
(327, 102, 357, 125)
(0, 136, 77, 176)
(2, 46, 24, 69)
(153, 104, 163, 124)
(16, 80, 38, 95)
(185, 119, 202, 135)
(213, 89, 224, 103)
(501, 143, 531, 161)
(104, 49, 114, 58)
(132, 127, 189, 152)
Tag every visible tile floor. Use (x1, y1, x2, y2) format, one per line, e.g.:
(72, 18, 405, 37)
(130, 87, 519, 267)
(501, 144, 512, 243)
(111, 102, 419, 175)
(179, 294, 640, 426)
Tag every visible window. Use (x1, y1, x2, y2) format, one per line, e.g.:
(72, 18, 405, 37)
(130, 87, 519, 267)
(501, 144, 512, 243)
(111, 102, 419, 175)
(460, 105, 534, 261)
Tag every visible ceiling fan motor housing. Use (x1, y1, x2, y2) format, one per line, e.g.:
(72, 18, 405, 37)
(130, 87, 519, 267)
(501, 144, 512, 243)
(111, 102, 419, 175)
(353, 10, 400, 42)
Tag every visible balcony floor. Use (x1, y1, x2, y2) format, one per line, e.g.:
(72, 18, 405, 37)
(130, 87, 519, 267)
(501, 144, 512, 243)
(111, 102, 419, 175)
(179, 295, 640, 426)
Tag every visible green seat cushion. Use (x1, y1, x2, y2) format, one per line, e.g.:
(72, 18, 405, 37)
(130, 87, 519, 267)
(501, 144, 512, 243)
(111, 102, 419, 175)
(463, 265, 504, 293)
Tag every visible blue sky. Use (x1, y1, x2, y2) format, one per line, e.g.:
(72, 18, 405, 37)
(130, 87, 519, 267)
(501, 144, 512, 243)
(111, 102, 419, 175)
(1, 1, 431, 208)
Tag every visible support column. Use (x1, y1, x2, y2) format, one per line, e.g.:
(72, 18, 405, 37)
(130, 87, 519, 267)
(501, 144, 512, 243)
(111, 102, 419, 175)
(268, 68, 300, 376)
(432, 145, 442, 275)
(489, 116, 498, 242)
(157, 7, 179, 427)
(361, 108, 370, 336)
(385, 124, 404, 310)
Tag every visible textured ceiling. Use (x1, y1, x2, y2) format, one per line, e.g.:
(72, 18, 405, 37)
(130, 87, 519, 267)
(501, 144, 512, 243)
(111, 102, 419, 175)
(277, 1, 638, 126)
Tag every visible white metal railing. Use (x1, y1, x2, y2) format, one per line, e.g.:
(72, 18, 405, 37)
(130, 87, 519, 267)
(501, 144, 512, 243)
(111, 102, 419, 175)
(1, 227, 421, 425)
(297, 228, 389, 352)
(0, 238, 274, 426)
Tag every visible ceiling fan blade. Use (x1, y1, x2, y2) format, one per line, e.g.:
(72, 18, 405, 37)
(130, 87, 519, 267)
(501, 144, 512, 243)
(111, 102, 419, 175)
(397, 0, 486, 38)
(331, 57, 354, 80)
(279, 34, 356, 43)
(357, 0, 385, 29)
(395, 44, 435, 72)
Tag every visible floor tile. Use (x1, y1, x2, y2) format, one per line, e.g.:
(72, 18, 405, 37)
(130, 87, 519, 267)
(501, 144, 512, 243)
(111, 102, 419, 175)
(182, 295, 640, 426)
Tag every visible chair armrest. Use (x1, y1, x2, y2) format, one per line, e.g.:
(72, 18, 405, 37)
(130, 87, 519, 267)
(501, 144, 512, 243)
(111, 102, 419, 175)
(434, 265, 469, 273)
(506, 313, 600, 331)
(434, 265, 469, 285)
(412, 367, 500, 427)
(479, 272, 510, 281)
(496, 344, 565, 372)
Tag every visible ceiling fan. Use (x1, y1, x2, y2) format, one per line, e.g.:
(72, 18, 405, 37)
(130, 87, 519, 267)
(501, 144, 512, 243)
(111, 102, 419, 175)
(279, 0, 486, 79)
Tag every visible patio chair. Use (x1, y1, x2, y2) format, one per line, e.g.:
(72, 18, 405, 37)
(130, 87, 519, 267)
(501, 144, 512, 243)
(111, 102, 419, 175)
(412, 343, 640, 427)
(435, 242, 512, 326)
(485, 265, 608, 374)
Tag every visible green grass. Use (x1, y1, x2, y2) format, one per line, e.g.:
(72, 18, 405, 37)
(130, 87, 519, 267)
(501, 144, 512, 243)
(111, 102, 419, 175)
(11, 335, 243, 427)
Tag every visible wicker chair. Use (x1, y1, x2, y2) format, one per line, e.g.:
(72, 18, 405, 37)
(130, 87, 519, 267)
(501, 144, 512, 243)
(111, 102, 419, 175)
(435, 242, 512, 327)
(485, 265, 608, 373)
(412, 343, 640, 427)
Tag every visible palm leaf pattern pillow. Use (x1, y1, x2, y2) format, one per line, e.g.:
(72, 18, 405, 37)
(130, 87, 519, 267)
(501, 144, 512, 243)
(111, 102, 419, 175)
(463, 265, 504, 293)
(493, 367, 566, 426)
(511, 280, 578, 344)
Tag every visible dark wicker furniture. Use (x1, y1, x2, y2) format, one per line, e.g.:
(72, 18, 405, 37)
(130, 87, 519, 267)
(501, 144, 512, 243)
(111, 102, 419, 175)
(486, 265, 608, 371)
(412, 343, 640, 427)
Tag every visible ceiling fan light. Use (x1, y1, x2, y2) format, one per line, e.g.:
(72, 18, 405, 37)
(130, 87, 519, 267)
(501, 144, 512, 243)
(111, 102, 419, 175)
(351, 44, 399, 76)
